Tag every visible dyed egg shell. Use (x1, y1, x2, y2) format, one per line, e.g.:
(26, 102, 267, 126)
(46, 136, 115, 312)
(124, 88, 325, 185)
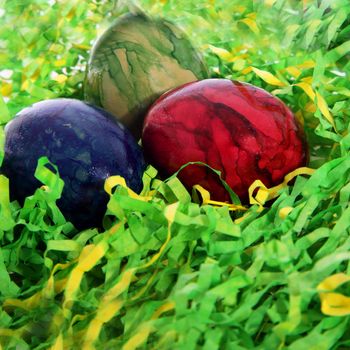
(2, 99, 145, 229)
(142, 79, 308, 203)
(84, 12, 208, 139)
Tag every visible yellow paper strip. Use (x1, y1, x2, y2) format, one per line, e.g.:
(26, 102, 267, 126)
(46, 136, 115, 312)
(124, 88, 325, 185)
(252, 67, 285, 87)
(317, 273, 350, 316)
(208, 45, 234, 61)
(50, 333, 64, 350)
(279, 206, 294, 219)
(317, 273, 350, 292)
(249, 167, 315, 206)
(285, 66, 302, 78)
(139, 203, 179, 270)
(294, 82, 315, 100)
(239, 17, 260, 34)
(315, 91, 337, 129)
(122, 324, 153, 350)
(193, 184, 247, 211)
(296, 60, 315, 69)
(64, 241, 108, 303)
(105, 175, 152, 201)
(295, 82, 336, 130)
(103, 268, 136, 301)
(151, 301, 175, 320)
(82, 299, 124, 350)
(53, 74, 67, 84)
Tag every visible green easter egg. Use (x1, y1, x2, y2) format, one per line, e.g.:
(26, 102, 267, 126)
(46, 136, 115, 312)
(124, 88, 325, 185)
(84, 13, 208, 139)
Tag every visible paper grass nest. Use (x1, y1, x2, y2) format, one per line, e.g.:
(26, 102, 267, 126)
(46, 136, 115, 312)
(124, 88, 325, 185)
(0, 0, 350, 349)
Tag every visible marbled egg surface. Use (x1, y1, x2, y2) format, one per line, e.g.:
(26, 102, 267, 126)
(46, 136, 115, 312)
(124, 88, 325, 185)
(2, 98, 145, 229)
(84, 12, 208, 139)
(142, 79, 308, 202)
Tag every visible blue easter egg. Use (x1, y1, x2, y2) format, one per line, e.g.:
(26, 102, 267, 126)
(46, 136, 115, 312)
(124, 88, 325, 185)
(2, 98, 145, 229)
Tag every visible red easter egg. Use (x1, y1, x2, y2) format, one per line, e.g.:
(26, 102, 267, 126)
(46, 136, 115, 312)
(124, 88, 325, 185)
(142, 79, 308, 202)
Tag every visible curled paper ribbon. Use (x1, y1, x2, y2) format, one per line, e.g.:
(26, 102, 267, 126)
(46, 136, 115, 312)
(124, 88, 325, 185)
(317, 273, 350, 316)
(192, 184, 247, 211)
(192, 167, 315, 215)
(248, 167, 315, 208)
(104, 175, 153, 202)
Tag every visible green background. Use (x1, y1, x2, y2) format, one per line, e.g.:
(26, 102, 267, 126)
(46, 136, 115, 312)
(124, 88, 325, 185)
(0, 0, 350, 349)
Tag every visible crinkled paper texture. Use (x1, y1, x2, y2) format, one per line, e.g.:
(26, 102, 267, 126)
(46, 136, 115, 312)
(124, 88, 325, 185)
(1, 0, 350, 349)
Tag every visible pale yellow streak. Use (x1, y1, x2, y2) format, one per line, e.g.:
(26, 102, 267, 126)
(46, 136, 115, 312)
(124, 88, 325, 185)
(102, 71, 129, 120)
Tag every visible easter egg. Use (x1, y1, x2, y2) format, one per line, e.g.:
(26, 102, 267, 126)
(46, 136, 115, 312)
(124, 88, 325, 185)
(1, 99, 145, 229)
(84, 12, 208, 139)
(142, 79, 308, 203)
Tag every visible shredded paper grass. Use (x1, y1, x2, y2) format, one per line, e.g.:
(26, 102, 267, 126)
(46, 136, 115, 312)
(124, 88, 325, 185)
(0, 0, 350, 349)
